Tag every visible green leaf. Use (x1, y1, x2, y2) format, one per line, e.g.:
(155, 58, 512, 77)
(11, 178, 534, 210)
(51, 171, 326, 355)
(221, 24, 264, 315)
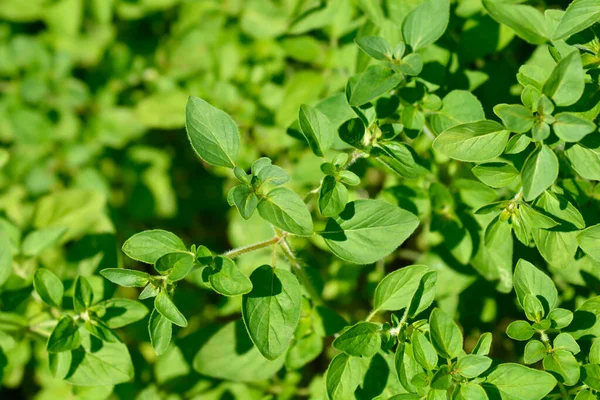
(505, 133, 531, 154)
(493, 104, 534, 133)
(319, 175, 348, 217)
(228, 185, 259, 220)
(0, 232, 12, 287)
(483, 0, 548, 44)
(472, 162, 519, 188)
(521, 145, 559, 202)
(455, 354, 492, 378)
(93, 298, 149, 329)
(472, 332, 493, 356)
(427, 90, 485, 135)
(321, 199, 419, 264)
(524, 340, 546, 364)
(185, 96, 240, 168)
(154, 291, 187, 327)
(256, 162, 290, 187)
(373, 265, 429, 312)
(51, 332, 134, 386)
(565, 144, 600, 180)
(542, 51, 585, 107)
(578, 224, 600, 262)
(154, 251, 194, 281)
(122, 230, 187, 264)
(523, 294, 545, 322)
(139, 283, 160, 300)
(456, 383, 488, 400)
(298, 104, 335, 157)
(514, 259, 558, 315)
(348, 65, 403, 106)
(553, 0, 600, 40)
(554, 333, 580, 354)
(575, 390, 597, 400)
(33, 268, 64, 308)
(208, 256, 252, 296)
(257, 187, 313, 236)
(148, 309, 171, 356)
(506, 320, 535, 341)
(73, 276, 93, 314)
(485, 363, 556, 400)
(193, 320, 285, 382)
(433, 120, 510, 162)
(411, 331, 438, 370)
(355, 36, 392, 60)
(338, 118, 367, 149)
(100, 268, 150, 288)
(325, 353, 362, 400)
(332, 321, 381, 358)
(375, 142, 429, 179)
(83, 319, 120, 343)
(401, 0, 450, 50)
(543, 350, 580, 386)
(21, 226, 67, 257)
(407, 271, 438, 318)
(47, 316, 81, 353)
(548, 308, 573, 329)
(518, 203, 558, 229)
(242, 265, 302, 360)
(583, 364, 600, 390)
(552, 112, 596, 142)
(429, 308, 463, 359)
(396, 53, 423, 76)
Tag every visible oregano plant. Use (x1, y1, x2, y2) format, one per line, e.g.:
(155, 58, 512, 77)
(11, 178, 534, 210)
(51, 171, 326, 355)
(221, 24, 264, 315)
(1, 0, 600, 399)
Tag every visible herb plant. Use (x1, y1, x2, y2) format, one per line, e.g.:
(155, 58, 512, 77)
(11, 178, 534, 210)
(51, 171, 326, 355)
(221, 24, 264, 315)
(1, 0, 600, 399)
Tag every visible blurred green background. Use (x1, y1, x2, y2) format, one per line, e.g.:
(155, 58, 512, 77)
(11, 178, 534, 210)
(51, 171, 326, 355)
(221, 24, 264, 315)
(0, 0, 582, 398)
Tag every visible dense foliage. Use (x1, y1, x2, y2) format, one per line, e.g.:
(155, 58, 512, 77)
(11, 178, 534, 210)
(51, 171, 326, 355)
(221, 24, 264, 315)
(1, 0, 600, 399)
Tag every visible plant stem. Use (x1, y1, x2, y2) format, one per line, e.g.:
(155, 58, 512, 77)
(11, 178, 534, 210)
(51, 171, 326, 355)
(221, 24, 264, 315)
(278, 237, 324, 306)
(223, 234, 286, 258)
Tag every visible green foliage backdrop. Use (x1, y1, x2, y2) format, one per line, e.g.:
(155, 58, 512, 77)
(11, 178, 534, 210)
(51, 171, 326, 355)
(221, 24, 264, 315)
(1, 0, 600, 399)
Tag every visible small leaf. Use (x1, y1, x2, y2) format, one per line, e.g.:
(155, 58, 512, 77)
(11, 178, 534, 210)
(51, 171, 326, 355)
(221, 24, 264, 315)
(506, 320, 535, 341)
(553, 0, 600, 40)
(472, 332, 492, 356)
(100, 268, 150, 288)
(332, 321, 381, 358)
(548, 308, 573, 329)
(33, 268, 64, 308)
(21, 226, 67, 257)
(433, 120, 510, 162)
(319, 175, 348, 217)
(47, 316, 81, 353)
(185, 96, 240, 168)
(154, 251, 194, 281)
(73, 276, 93, 314)
(518, 203, 558, 229)
(228, 185, 259, 220)
(485, 363, 557, 400)
(148, 309, 171, 355)
(348, 65, 403, 106)
(93, 299, 149, 329)
(552, 112, 596, 142)
(554, 333, 580, 354)
(411, 331, 438, 370)
(577, 224, 600, 262)
(543, 350, 580, 386)
(154, 291, 187, 327)
(513, 259, 558, 315)
(472, 162, 519, 188)
(522, 145, 559, 202)
(429, 308, 463, 359)
(298, 104, 335, 157)
(325, 353, 362, 400)
(208, 256, 252, 296)
(402, 0, 450, 50)
(542, 51, 585, 107)
(455, 354, 492, 378)
(373, 265, 429, 312)
(122, 230, 187, 265)
(396, 53, 423, 76)
(524, 340, 547, 364)
(355, 36, 392, 60)
(493, 104, 534, 133)
(321, 200, 419, 265)
(242, 265, 302, 360)
(257, 187, 313, 237)
(483, 0, 548, 44)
